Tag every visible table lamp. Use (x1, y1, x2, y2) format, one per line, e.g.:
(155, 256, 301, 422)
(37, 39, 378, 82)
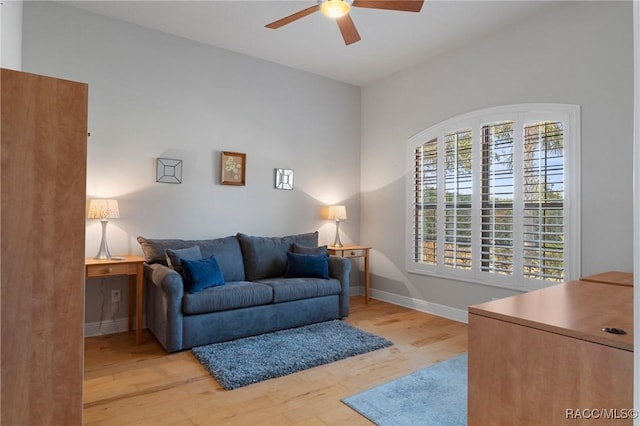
(328, 205, 347, 248)
(87, 199, 120, 259)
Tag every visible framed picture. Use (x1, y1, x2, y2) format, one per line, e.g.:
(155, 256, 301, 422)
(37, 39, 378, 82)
(274, 168, 294, 190)
(156, 158, 183, 184)
(220, 151, 246, 186)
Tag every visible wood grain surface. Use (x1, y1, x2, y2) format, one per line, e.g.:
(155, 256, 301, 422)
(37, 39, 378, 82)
(1, 68, 87, 426)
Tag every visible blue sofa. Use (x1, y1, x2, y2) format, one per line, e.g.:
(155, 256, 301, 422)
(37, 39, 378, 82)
(137, 232, 351, 352)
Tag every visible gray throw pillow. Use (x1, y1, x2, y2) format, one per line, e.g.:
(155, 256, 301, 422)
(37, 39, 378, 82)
(165, 245, 203, 275)
(293, 243, 328, 256)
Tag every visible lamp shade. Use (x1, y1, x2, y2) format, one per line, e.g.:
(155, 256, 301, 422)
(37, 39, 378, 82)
(87, 199, 120, 220)
(319, 0, 350, 18)
(328, 205, 347, 221)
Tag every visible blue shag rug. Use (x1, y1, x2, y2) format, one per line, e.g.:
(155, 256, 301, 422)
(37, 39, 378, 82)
(342, 353, 467, 426)
(192, 320, 393, 390)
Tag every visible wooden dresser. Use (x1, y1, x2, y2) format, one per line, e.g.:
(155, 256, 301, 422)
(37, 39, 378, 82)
(468, 279, 633, 425)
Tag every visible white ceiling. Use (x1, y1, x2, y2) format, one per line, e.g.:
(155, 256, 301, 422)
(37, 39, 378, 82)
(59, 0, 559, 87)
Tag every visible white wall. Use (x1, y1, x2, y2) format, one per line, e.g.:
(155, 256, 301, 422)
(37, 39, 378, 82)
(21, 2, 361, 327)
(361, 1, 634, 313)
(0, 0, 22, 70)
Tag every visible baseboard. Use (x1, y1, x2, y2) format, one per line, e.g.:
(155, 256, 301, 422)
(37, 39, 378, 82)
(84, 317, 133, 337)
(349, 285, 364, 296)
(368, 289, 468, 324)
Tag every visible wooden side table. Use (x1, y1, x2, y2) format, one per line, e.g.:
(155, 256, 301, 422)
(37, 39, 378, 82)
(327, 245, 371, 303)
(85, 255, 146, 344)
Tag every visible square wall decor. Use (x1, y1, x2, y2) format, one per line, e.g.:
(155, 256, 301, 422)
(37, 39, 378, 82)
(274, 168, 294, 190)
(156, 158, 182, 184)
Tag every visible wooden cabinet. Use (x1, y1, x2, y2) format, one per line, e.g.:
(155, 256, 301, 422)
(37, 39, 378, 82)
(1, 69, 88, 425)
(468, 281, 633, 425)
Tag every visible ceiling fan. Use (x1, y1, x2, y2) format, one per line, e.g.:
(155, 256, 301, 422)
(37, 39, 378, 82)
(265, 0, 424, 46)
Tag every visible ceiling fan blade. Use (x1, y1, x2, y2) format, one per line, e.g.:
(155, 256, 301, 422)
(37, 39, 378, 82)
(352, 0, 424, 13)
(265, 5, 321, 29)
(336, 14, 361, 45)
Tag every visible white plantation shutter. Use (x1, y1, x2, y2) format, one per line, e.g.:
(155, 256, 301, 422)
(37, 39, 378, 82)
(480, 122, 515, 276)
(407, 104, 579, 290)
(522, 122, 565, 282)
(444, 130, 473, 270)
(413, 138, 438, 264)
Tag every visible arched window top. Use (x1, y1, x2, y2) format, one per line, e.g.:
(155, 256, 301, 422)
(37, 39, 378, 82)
(407, 104, 580, 290)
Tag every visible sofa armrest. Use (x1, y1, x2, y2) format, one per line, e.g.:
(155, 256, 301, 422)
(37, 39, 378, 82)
(329, 256, 351, 317)
(144, 263, 185, 352)
(147, 263, 184, 299)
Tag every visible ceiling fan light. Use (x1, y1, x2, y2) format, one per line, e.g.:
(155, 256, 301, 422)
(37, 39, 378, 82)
(319, 0, 350, 18)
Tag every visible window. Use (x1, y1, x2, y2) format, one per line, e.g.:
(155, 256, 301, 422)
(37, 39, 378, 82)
(407, 104, 580, 290)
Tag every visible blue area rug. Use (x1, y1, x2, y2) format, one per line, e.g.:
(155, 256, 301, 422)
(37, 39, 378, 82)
(192, 320, 393, 390)
(342, 353, 467, 426)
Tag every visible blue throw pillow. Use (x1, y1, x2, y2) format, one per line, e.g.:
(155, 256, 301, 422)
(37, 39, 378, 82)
(285, 252, 330, 280)
(180, 255, 225, 293)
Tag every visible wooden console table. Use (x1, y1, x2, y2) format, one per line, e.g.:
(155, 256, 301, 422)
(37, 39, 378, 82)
(85, 255, 146, 344)
(327, 245, 371, 303)
(468, 281, 633, 425)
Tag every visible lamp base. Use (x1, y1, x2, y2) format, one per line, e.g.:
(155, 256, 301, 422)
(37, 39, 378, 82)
(333, 220, 343, 248)
(94, 219, 113, 259)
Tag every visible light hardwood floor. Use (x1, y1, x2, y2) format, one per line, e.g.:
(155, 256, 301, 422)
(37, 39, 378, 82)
(83, 297, 468, 425)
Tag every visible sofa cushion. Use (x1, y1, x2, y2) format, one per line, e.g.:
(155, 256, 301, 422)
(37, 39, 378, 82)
(292, 243, 328, 256)
(198, 236, 246, 282)
(165, 245, 202, 275)
(182, 281, 273, 315)
(237, 231, 319, 280)
(181, 255, 225, 294)
(285, 252, 330, 279)
(137, 235, 245, 281)
(257, 278, 342, 303)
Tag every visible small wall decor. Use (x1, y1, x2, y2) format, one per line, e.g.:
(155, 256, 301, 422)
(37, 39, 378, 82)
(220, 151, 246, 186)
(274, 168, 294, 190)
(156, 158, 183, 184)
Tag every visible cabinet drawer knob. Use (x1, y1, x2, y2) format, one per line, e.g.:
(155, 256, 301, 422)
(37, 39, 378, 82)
(106, 267, 113, 273)
(350, 251, 356, 255)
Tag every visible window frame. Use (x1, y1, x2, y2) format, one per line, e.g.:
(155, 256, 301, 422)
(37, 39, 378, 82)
(406, 104, 581, 291)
